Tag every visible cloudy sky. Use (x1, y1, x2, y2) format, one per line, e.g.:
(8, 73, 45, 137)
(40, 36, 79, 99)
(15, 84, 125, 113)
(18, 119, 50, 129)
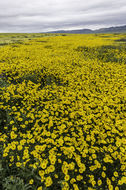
(0, 0, 126, 32)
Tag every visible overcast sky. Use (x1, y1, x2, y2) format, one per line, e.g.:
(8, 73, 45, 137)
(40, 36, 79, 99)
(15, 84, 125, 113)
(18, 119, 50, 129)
(0, 0, 126, 32)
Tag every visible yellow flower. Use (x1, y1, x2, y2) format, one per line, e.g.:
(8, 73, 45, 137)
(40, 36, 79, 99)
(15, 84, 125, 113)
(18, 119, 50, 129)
(68, 162, 75, 170)
(112, 176, 115, 181)
(115, 187, 119, 190)
(48, 165, 55, 173)
(37, 186, 42, 190)
(92, 180, 96, 187)
(79, 163, 86, 173)
(108, 185, 113, 190)
(25, 121, 29, 125)
(17, 145, 23, 151)
(113, 171, 118, 177)
(62, 181, 69, 190)
(98, 179, 102, 186)
(106, 178, 111, 185)
(3, 152, 8, 157)
(73, 184, 79, 190)
(54, 174, 58, 178)
(18, 117, 23, 122)
(11, 144, 16, 150)
(88, 188, 94, 190)
(39, 170, 45, 177)
(45, 176, 53, 187)
(16, 162, 21, 167)
(103, 166, 106, 171)
(118, 180, 123, 185)
(10, 120, 14, 124)
(92, 154, 97, 159)
(76, 175, 83, 181)
(101, 171, 106, 178)
(70, 178, 76, 184)
(10, 131, 17, 139)
(29, 179, 34, 184)
(64, 174, 70, 181)
(58, 159, 62, 163)
(40, 159, 48, 169)
(21, 124, 26, 128)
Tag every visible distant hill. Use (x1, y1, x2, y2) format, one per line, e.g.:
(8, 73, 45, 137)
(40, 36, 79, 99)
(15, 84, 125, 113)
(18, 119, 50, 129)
(48, 28, 93, 34)
(47, 25, 126, 34)
(95, 25, 126, 33)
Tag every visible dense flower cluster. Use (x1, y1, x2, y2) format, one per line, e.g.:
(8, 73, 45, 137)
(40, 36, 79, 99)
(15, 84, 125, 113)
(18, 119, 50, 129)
(0, 33, 126, 190)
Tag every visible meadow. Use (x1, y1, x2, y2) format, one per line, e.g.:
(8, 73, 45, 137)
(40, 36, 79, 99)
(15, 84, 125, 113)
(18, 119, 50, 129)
(0, 33, 126, 190)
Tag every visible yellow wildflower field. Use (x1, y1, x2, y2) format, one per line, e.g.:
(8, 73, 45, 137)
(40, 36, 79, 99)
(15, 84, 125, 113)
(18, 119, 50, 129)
(0, 33, 126, 190)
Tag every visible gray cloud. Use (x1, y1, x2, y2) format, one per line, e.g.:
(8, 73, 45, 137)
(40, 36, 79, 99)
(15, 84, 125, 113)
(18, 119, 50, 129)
(0, 0, 126, 32)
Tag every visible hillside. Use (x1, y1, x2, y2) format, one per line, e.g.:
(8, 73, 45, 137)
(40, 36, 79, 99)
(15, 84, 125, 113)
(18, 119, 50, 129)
(47, 25, 126, 34)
